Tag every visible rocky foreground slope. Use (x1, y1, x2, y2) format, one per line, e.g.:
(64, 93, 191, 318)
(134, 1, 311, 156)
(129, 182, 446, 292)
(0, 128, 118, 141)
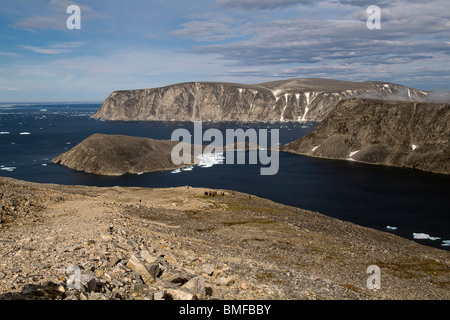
(281, 99, 450, 175)
(52, 134, 190, 176)
(0, 177, 449, 300)
(91, 78, 429, 122)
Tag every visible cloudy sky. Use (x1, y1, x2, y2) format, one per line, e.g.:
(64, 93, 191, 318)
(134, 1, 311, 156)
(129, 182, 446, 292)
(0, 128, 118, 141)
(0, 0, 449, 102)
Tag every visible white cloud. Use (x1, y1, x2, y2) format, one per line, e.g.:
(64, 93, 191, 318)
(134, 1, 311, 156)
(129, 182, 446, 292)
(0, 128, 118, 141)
(18, 42, 85, 55)
(216, 0, 310, 10)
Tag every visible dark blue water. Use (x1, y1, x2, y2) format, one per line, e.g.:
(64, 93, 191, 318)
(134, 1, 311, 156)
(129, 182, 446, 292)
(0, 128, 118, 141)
(1, 104, 449, 250)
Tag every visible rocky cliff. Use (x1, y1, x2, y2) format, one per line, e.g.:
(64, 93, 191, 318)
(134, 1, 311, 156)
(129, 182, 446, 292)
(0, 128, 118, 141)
(281, 99, 450, 175)
(91, 78, 429, 122)
(52, 134, 189, 176)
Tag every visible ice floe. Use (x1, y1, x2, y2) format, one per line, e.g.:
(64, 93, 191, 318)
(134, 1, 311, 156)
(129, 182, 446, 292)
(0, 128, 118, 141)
(413, 233, 441, 241)
(171, 169, 181, 174)
(20, 132, 31, 135)
(0, 132, 10, 134)
(0, 166, 16, 172)
(386, 226, 397, 230)
(197, 152, 224, 168)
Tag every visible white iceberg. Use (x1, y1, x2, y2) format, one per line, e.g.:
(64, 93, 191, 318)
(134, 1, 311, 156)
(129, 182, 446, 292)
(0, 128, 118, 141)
(20, 132, 31, 135)
(0, 166, 16, 172)
(386, 226, 397, 230)
(0, 132, 10, 134)
(171, 169, 181, 174)
(182, 166, 193, 171)
(413, 233, 430, 239)
(197, 152, 224, 168)
(413, 233, 441, 240)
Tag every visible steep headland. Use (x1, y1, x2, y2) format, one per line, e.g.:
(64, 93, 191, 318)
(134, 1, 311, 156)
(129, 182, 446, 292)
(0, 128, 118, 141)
(52, 134, 189, 176)
(281, 98, 450, 175)
(91, 78, 429, 122)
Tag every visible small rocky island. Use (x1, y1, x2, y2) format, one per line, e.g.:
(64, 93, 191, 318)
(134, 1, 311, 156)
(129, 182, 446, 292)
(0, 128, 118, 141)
(91, 78, 428, 122)
(281, 99, 450, 175)
(52, 134, 189, 176)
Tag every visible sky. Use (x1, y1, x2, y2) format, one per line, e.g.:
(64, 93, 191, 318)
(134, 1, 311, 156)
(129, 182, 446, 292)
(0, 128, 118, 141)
(0, 0, 449, 102)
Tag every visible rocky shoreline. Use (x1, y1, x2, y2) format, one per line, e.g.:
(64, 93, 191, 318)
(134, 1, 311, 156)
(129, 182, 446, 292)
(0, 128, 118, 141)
(0, 177, 449, 300)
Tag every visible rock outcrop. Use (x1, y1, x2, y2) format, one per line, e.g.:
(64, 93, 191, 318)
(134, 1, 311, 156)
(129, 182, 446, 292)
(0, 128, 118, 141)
(52, 134, 189, 176)
(91, 78, 429, 122)
(281, 98, 450, 175)
(1, 177, 449, 300)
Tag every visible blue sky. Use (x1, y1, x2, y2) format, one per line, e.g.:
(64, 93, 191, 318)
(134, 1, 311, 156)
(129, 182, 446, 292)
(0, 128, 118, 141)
(0, 0, 449, 102)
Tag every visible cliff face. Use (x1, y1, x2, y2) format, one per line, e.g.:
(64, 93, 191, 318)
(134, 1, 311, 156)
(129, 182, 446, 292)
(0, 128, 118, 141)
(52, 134, 188, 176)
(91, 78, 429, 122)
(281, 99, 450, 175)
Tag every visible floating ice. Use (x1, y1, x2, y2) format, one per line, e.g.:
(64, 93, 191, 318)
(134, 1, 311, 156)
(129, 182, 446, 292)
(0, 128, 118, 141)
(413, 233, 441, 240)
(197, 152, 224, 168)
(413, 233, 430, 239)
(0, 166, 16, 172)
(20, 132, 31, 135)
(41, 164, 47, 167)
(0, 132, 10, 134)
(386, 226, 397, 230)
(442, 240, 450, 247)
(171, 169, 181, 174)
(182, 166, 193, 171)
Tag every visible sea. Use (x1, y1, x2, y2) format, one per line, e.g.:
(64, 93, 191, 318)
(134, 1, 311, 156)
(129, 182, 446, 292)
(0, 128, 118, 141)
(0, 103, 449, 250)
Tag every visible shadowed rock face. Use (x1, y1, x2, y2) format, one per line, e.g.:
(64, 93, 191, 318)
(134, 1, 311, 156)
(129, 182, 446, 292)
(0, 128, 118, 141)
(91, 78, 429, 122)
(280, 99, 450, 175)
(52, 134, 188, 176)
